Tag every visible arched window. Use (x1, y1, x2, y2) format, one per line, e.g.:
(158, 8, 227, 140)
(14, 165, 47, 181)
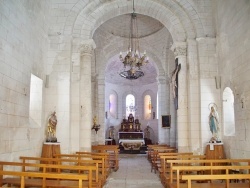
(109, 94, 117, 118)
(223, 87, 235, 136)
(126, 94, 135, 117)
(144, 95, 152, 120)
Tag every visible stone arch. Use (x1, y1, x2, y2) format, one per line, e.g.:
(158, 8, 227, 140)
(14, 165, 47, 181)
(63, 0, 205, 42)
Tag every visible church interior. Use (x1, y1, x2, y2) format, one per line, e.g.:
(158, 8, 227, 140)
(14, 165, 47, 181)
(0, 0, 250, 187)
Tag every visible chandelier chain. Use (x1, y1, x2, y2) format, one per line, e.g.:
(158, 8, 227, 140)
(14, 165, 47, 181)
(119, 0, 148, 80)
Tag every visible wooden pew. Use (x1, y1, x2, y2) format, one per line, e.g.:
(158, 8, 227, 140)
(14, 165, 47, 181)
(147, 144, 169, 161)
(171, 165, 250, 188)
(76, 151, 111, 178)
(19, 156, 102, 187)
(0, 161, 95, 188)
(155, 152, 193, 174)
(157, 152, 193, 184)
(54, 154, 108, 185)
(165, 159, 250, 188)
(160, 155, 206, 186)
(146, 145, 177, 172)
(150, 147, 178, 173)
(92, 145, 120, 171)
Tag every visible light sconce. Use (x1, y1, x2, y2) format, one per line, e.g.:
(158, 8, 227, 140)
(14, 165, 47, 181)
(91, 116, 100, 134)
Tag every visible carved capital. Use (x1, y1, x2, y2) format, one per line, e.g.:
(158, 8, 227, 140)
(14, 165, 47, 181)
(80, 39, 96, 56)
(157, 75, 167, 85)
(171, 42, 187, 57)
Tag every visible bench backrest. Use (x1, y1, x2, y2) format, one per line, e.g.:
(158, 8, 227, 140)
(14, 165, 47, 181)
(0, 161, 93, 188)
(166, 159, 250, 188)
(182, 173, 250, 188)
(19, 156, 100, 183)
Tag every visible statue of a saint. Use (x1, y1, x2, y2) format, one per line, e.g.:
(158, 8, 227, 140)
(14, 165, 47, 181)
(209, 106, 220, 142)
(47, 111, 57, 142)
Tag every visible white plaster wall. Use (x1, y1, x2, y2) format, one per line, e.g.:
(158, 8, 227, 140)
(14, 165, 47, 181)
(45, 35, 72, 154)
(0, 0, 49, 160)
(196, 37, 220, 154)
(215, 0, 250, 158)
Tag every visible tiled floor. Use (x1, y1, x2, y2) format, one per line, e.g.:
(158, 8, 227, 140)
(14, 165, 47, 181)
(103, 154, 164, 188)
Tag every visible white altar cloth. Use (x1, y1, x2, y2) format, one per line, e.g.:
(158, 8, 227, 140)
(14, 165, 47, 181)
(119, 139, 145, 145)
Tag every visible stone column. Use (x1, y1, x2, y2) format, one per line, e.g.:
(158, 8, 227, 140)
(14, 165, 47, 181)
(157, 75, 168, 144)
(187, 39, 201, 153)
(171, 42, 188, 152)
(79, 39, 96, 151)
(96, 76, 105, 145)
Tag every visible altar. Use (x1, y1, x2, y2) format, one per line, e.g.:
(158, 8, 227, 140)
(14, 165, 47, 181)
(118, 114, 147, 154)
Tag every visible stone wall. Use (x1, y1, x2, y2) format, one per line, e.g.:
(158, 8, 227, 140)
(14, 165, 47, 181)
(0, 0, 49, 160)
(215, 0, 250, 158)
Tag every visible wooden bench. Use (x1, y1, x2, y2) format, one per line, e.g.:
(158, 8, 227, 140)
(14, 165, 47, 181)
(92, 145, 119, 171)
(76, 151, 111, 177)
(160, 155, 206, 186)
(53, 153, 109, 186)
(149, 148, 178, 173)
(171, 165, 250, 188)
(19, 156, 102, 187)
(147, 144, 170, 161)
(156, 153, 194, 183)
(155, 152, 193, 174)
(165, 159, 250, 188)
(0, 161, 96, 188)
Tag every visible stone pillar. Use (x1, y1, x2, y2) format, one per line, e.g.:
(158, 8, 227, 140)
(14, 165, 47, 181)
(187, 39, 201, 153)
(96, 76, 105, 145)
(171, 42, 189, 152)
(79, 39, 96, 151)
(157, 75, 168, 144)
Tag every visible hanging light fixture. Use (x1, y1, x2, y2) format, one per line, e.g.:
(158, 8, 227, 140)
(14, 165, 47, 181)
(119, 0, 148, 80)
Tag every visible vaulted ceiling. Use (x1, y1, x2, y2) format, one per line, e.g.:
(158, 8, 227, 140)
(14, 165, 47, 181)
(47, 0, 215, 85)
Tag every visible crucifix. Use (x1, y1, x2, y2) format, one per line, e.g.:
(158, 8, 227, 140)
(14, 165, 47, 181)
(171, 58, 181, 110)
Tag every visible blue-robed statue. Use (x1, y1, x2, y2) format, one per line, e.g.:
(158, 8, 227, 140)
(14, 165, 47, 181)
(209, 106, 220, 142)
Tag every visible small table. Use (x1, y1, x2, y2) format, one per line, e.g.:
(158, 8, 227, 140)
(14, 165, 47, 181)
(105, 139, 116, 145)
(206, 143, 225, 159)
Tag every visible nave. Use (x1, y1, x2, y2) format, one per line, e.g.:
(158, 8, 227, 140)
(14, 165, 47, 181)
(104, 154, 163, 188)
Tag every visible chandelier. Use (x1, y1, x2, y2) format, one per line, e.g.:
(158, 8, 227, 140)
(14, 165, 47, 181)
(119, 0, 148, 80)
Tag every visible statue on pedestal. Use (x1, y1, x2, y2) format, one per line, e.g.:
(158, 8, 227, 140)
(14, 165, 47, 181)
(46, 111, 57, 142)
(208, 104, 220, 143)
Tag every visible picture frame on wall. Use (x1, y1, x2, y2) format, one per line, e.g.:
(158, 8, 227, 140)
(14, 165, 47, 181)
(162, 115, 171, 128)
